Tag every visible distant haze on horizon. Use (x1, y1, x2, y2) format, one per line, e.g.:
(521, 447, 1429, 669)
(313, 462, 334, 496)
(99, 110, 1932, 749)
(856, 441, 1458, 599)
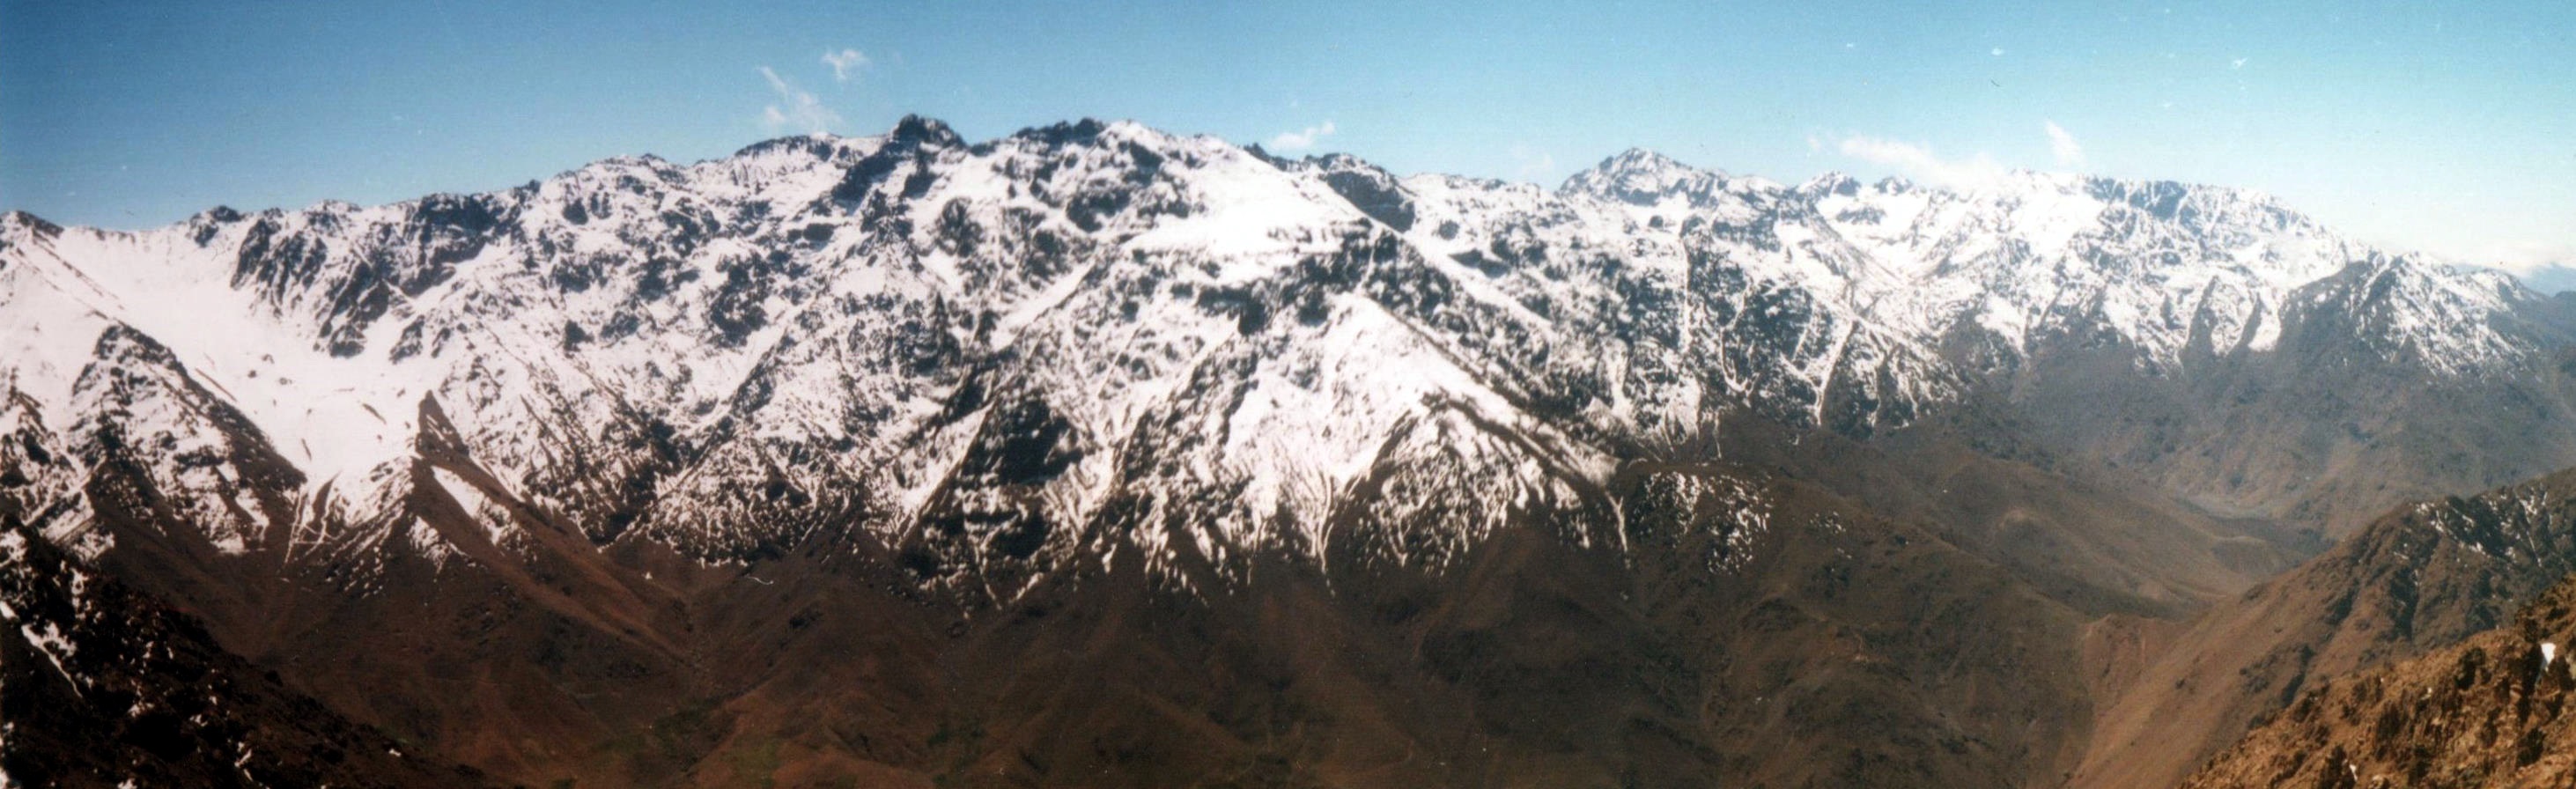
(4, 1, 2570, 277)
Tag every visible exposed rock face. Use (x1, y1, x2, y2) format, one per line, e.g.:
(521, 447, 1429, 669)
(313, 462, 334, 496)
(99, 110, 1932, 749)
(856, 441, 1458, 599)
(0, 526, 493, 787)
(2078, 468, 2576, 789)
(2182, 569, 2576, 789)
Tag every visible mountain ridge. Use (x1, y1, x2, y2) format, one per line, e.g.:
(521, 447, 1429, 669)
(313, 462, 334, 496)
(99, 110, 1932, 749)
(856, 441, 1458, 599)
(8, 113, 2572, 586)
(11, 115, 2576, 786)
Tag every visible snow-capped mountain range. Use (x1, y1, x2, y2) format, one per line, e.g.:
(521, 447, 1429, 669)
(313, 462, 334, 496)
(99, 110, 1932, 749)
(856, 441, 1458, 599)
(1, 115, 2565, 595)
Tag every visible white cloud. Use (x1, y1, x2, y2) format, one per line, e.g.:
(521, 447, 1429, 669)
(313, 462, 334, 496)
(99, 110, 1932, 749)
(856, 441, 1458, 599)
(1510, 143, 1557, 181)
(1268, 121, 1337, 151)
(759, 66, 840, 135)
(823, 48, 871, 82)
(2230, 56, 2248, 70)
(2044, 121, 2085, 166)
(1837, 136, 2008, 191)
(2472, 240, 2576, 276)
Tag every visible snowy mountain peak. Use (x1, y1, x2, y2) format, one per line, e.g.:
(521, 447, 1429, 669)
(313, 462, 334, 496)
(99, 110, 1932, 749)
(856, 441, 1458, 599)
(1274, 152, 1417, 232)
(1559, 148, 1744, 206)
(2073, 176, 2300, 235)
(1797, 172, 1864, 198)
(1590, 147, 1703, 178)
(0, 210, 62, 249)
(889, 114, 965, 148)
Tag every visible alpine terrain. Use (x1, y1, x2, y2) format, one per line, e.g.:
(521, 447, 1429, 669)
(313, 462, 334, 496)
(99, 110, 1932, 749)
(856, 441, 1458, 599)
(10, 115, 2576, 787)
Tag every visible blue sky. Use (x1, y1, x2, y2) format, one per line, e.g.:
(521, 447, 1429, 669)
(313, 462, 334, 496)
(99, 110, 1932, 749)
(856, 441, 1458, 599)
(4, 1, 2570, 272)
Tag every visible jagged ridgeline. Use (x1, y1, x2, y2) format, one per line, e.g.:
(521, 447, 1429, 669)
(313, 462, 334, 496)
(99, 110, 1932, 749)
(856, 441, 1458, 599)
(9, 115, 2576, 787)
